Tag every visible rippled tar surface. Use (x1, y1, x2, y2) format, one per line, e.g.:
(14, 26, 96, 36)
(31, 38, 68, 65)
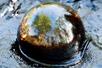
(0, 0, 102, 68)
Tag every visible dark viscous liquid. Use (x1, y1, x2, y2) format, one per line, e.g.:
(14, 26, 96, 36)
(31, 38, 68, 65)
(13, 3, 90, 66)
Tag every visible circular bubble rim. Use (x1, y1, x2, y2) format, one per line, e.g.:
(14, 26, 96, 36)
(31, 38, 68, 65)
(18, 3, 91, 66)
(19, 39, 90, 67)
